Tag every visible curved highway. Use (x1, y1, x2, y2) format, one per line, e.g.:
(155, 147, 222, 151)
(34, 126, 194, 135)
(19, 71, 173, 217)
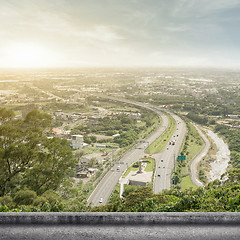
(87, 108, 169, 207)
(153, 113, 186, 193)
(87, 96, 187, 207)
(190, 124, 210, 187)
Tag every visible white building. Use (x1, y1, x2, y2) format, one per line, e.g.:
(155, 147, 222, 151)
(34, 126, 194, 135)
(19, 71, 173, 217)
(71, 135, 84, 149)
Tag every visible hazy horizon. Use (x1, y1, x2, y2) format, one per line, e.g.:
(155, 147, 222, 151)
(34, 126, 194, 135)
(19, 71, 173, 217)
(1, 0, 240, 69)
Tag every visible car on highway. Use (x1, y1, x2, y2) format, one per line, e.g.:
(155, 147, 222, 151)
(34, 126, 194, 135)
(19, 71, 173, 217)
(99, 198, 103, 203)
(157, 174, 160, 177)
(117, 166, 120, 171)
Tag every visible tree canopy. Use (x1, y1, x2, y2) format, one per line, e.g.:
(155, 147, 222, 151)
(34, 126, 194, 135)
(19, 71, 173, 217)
(92, 169, 240, 212)
(0, 108, 76, 196)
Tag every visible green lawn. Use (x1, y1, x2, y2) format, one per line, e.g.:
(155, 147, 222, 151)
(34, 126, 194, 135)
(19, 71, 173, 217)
(123, 158, 155, 177)
(180, 122, 204, 176)
(144, 158, 155, 172)
(80, 147, 112, 154)
(181, 175, 198, 190)
(146, 113, 176, 154)
(123, 163, 139, 177)
(178, 122, 205, 190)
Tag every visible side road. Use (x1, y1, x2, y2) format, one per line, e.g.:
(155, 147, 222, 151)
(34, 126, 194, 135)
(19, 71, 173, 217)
(190, 124, 211, 187)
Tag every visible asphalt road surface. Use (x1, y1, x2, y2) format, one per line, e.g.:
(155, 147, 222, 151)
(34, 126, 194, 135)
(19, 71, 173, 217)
(190, 124, 210, 187)
(153, 113, 186, 193)
(87, 106, 169, 207)
(87, 96, 187, 206)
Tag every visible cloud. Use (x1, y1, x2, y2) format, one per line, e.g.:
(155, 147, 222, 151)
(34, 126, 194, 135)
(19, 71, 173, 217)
(164, 25, 190, 32)
(0, 0, 240, 68)
(172, 0, 240, 18)
(74, 26, 125, 43)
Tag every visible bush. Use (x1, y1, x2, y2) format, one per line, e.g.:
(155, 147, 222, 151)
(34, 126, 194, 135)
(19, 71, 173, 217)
(33, 196, 48, 206)
(0, 204, 9, 212)
(14, 190, 37, 206)
(42, 191, 61, 205)
(0, 196, 14, 208)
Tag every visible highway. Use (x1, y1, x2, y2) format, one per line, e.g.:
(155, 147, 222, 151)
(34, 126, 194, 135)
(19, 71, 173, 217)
(87, 108, 169, 207)
(29, 88, 188, 204)
(153, 113, 186, 193)
(30, 88, 212, 198)
(87, 96, 188, 207)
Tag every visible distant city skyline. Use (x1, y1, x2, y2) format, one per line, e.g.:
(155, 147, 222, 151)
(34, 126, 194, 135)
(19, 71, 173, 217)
(1, 0, 240, 69)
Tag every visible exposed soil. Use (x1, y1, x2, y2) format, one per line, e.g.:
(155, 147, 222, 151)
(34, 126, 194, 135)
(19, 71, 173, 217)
(206, 129, 230, 181)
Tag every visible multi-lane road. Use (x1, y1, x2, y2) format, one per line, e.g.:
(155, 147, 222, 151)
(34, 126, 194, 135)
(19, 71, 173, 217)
(29, 88, 188, 205)
(87, 109, 169, 207)
(29, 87, 215, 207)
(87, 97, 187, 207)
(153, 113, 186, 193)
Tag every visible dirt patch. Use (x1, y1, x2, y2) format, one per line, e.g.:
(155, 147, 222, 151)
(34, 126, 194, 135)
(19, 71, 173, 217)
(206, 129, 230, 181)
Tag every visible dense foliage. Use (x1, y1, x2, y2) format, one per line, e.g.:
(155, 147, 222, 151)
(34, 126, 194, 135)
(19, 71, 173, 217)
(92, 169, 240, 212)
(72, 109, 159, 147)
(186, 112, 208, 125)
(0, 108, 76, 199)
(172, 121, 205, 188)
(214, 124, 240, 168)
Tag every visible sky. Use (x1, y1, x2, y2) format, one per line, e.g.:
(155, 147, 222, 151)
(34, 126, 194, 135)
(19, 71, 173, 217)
(1, 0, 240, 68)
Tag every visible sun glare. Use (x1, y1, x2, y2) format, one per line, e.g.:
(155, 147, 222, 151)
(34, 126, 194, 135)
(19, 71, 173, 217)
(4, 43, 54, 68)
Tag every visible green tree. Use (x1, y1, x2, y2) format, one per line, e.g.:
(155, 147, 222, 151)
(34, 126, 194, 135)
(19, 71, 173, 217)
(0, 108, 14, 123)
(24, 109, 52, 129)
(75, 150, 84, 161)
(22, 137, 76, 195)
(0, 108, 76, 196)
(87, 157, 97, 167)
(14, 189, 37, 206)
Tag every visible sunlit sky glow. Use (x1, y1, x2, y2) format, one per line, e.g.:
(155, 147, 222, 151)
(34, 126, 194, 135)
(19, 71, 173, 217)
(1, 0, 240, 68)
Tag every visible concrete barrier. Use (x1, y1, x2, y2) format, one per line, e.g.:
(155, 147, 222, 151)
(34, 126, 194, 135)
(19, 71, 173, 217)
(0, 212, 240, 239)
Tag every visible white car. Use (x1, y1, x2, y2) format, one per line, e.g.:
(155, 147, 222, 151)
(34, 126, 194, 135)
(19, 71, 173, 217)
(99, 198, 103, 203)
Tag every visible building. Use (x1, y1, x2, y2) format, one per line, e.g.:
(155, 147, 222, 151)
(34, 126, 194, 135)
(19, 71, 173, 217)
(52, 128, 63, 135)
(128, 171, 152, 187)
(76, 172, 88, 178)
(71, 135, 84, 149)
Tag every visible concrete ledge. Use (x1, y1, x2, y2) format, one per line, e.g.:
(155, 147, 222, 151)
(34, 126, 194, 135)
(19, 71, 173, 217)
(0, 212, 240, 225)
(1, 213, 240, 240)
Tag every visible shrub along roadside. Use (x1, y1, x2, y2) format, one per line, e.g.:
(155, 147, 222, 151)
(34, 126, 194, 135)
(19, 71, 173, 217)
(91, 169, 240, 212)
(172, 120, 204, 190)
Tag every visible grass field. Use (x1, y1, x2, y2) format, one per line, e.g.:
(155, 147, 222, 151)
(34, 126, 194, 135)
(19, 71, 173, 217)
(178, 121, 205, 190)
(180, 122, 204, 175)
(80, 146, 115, 154)
(181, 175, 198, 190)
(144, 158, 155, 172)
(146, 113, 176, 154)
(123, 158, 155, 177)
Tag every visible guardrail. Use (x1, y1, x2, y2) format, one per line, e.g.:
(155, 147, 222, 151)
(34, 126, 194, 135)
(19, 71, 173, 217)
(1, 212, 239, 239)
